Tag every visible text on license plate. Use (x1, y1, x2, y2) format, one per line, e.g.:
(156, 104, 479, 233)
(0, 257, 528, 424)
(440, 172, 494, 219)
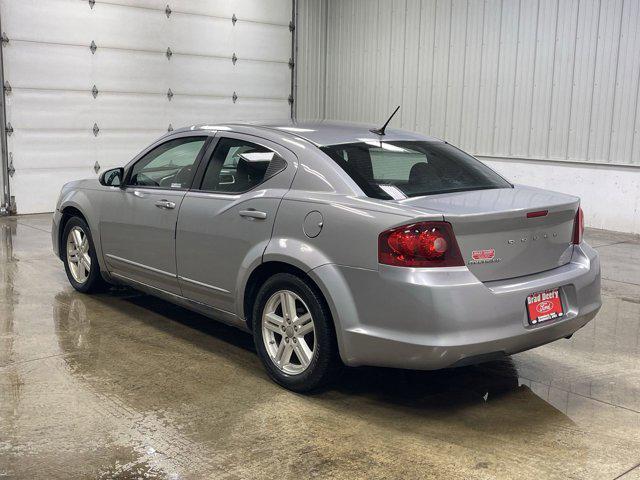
(526, 288, 563, 325)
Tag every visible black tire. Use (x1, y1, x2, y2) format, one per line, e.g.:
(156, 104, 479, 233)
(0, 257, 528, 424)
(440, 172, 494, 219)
(61, 216, 108, 293)
(252, 273, 341, 392)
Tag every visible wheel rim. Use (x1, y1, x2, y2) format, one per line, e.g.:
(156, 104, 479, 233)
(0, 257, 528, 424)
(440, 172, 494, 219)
(262, 290, 316, 375)
(66, 226, 91, 284)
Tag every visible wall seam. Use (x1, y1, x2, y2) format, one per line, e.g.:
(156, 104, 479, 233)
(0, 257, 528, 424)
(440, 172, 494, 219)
(564, 0, 581, 160)
(605, 0, 626, 163)
(585, 0, 602, 162)
(472, 0, 486, 152)
(442, 0, 453, 140)
(545, 0, 560, 159)
(456, 0, 469, 144)
(526, 0, 542, 157)
(490, 0, 504, 153)
(507, 0, 522, 156)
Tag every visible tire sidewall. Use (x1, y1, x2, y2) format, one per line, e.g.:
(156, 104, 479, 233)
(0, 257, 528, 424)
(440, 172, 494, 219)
(252, 273, 337, 392)
(61, 216, 103, 293)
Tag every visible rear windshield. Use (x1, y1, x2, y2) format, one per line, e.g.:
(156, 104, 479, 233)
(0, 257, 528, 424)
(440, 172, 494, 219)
(321, 141, 512, 199)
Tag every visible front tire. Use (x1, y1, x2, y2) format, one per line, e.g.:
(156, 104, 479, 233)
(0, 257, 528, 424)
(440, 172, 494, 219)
(61, 216, 107, 293)
(252, 273, 340, 392)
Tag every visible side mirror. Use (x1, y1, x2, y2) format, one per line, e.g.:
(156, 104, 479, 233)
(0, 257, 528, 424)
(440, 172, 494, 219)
(99, 167, 124, 187)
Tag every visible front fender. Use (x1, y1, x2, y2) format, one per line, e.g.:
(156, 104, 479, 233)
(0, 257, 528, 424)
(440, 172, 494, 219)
(58, 189, 109, 275)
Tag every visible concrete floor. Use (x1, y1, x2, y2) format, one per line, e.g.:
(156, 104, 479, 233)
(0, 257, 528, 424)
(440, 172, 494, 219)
(0, 214, 639, 480)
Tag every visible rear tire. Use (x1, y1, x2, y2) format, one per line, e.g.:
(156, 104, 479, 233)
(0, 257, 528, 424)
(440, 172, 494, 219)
(252, 273, 340, 392)
(61, 216, 108, 293)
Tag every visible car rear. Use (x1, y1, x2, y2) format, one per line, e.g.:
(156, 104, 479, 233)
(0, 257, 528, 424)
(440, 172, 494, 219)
(312, 138, 601, 369)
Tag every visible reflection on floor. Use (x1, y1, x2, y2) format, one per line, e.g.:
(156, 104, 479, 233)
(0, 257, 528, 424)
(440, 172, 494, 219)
(1, 214, 639, 479)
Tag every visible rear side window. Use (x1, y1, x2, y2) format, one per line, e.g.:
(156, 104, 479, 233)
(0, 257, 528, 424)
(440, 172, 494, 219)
(200, 137, 286, 193)
(321, 141, 511, 199)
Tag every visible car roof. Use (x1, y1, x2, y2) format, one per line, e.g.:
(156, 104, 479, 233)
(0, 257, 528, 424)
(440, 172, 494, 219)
(169, 120, 443, 147)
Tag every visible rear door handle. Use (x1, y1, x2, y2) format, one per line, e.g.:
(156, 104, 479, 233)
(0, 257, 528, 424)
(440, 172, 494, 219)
(155, 200, 176, 209)
(239, 209, 267, 220)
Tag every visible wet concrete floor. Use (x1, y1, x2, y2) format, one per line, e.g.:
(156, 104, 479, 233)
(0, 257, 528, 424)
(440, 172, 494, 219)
(0, 214, 639, 479)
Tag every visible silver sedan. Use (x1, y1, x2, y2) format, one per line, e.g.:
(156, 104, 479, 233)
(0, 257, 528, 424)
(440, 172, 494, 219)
(52, 121, 601, 392)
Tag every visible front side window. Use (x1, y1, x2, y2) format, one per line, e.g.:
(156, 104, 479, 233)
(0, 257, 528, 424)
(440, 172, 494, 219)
(321, 141, 511, 199)
(200, 137, 286, 193)
(128, 137, 206, 189)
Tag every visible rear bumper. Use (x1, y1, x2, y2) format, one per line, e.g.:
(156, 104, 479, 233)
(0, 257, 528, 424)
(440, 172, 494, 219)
(311, 242, 601, 369)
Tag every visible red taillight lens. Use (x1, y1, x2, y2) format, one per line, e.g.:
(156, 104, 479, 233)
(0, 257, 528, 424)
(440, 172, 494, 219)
(379, 221, 464, 267)
(572, 207, 584, 244)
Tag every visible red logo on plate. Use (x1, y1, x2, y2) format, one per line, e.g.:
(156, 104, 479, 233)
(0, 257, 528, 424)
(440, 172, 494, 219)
(472, 249, 495, 261)
(536, 300, 554, 314)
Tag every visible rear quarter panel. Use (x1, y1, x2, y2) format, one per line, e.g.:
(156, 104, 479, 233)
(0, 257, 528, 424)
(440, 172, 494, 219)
(265, 192, 430, 271)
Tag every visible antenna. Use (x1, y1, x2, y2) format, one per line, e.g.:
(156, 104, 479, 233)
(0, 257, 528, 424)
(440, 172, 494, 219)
(369, 105, 400, 136)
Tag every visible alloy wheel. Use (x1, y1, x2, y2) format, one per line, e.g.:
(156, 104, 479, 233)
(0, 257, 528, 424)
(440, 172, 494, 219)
(66, 226, 91, 284)
(261, 290, 316, 375)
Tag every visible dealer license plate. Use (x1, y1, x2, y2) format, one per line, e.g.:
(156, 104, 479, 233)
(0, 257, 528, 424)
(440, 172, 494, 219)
(526, 288, 564, 325)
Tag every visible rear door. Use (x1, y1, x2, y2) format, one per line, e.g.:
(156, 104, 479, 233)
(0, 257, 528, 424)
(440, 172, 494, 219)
(176, 133, 296, 313)
(100, 135, 208, 293)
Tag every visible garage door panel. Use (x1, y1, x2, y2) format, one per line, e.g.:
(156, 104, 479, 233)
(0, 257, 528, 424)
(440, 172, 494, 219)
(169, 16, 290, 62)
(3, 43, 170, 95)
(1, 0, 293, 213)
(228, 23, 291, 62)
(7, 91, 93, 130)
(91, 3, 168, 51)
(8, 131, 91, 171)
(169, 56, 234, 96)
(170, 56, 290, 98)
(1, 0, 91, 45)
(93, 50, 169, 93)
(3, 43, 91, 91)
(169, 97, 289, 126)
(94, 131, 162, 170)
(171, 0, 292, 25)
(232, 62, 291, 98)
(11, 168, 97, 214)
(94, 94, 169, 130)
(79, 0, 292, 26)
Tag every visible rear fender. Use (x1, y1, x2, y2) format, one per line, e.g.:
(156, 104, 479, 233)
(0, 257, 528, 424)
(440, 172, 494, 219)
(262, 237, 334, 273)
(260, 239, 352, 361)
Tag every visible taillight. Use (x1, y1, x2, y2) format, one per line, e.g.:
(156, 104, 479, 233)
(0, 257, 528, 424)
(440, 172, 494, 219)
(572, 207, 584, 244)
(379, 221, 464, 267)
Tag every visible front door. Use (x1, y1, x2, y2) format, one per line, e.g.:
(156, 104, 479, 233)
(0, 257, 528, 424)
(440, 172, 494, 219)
(176, 134, 296, 313)
(100, 135, 208, 294)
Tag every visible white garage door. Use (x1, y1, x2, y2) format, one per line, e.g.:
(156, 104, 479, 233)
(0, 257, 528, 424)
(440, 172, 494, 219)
(0, 0, 294, 214)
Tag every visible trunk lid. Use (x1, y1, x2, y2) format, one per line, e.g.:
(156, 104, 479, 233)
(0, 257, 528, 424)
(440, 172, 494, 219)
(398, 186, 578, 282)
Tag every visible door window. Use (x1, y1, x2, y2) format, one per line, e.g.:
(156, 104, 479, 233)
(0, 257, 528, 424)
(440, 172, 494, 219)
(128, 137, 206, 189)
(200, 137, 286, 193)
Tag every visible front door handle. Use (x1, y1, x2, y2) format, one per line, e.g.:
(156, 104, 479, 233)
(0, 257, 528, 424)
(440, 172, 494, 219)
(239, 209, 267, 220)
(155, 200, 176, 209)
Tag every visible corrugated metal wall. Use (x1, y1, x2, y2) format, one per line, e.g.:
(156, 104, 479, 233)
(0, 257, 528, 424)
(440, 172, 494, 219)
(300, 0, 640, 167)
(296, 0, 328, 119)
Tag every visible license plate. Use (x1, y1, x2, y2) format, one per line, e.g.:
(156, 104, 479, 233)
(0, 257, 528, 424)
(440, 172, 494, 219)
(526, 288, 564, 325)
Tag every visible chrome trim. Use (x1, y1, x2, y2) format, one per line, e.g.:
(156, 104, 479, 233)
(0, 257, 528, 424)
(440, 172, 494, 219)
(105, 253, 176, 278)
(239, 209, 268, 220)
(155, 200, 176, 209)
(178, 275, 230, 294)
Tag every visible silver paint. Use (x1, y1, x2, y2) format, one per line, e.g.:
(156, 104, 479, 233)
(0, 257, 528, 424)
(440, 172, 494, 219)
(51, 121, 602, 370)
